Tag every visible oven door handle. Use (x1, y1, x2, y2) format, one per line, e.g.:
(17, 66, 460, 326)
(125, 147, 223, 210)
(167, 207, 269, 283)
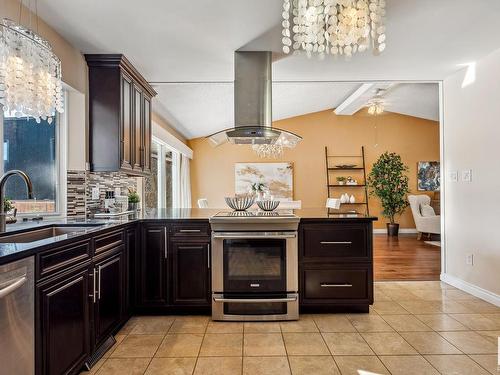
(213, 296, 298, 303)
(212, 232, 296, 239)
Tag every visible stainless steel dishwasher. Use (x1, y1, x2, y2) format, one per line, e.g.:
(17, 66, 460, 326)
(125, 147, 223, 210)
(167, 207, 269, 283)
(0, 256, 34, 375)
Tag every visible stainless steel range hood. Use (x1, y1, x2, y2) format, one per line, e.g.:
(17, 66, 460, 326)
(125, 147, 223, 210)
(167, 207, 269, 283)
(207, 51, 301, 148)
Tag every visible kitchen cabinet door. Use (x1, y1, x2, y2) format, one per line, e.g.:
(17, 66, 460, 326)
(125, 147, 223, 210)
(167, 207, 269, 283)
(170, 240, 211, 306)
(85, 54, 156, 175)
(132, 84, 143, 171)
(93, 250, 124, 348)
(36, 265, 91, 375)
(125, 226, 137, 315)
(138, 224, 168, 306)
(120, 72, 133, 171)
(143, 95, 152, 174)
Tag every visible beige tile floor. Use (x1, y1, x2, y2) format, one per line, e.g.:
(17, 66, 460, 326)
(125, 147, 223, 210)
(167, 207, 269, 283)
(81, 281, 500, 375)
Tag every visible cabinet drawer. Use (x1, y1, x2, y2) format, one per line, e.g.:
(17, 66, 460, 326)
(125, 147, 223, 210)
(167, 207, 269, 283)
(301, 224, 368, 259)
(303, 268, 369, 300)
(37, 240, 91, 280)
(94, 229, 124, 255)
(170, 223, 210, 237)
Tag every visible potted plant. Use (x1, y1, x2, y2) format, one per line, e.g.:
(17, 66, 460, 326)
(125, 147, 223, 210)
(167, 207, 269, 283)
(367, 152, 410, 236)
(4, 198, 17, 224)
(336, 176, 346, 185)
(128, 188, 140, 211)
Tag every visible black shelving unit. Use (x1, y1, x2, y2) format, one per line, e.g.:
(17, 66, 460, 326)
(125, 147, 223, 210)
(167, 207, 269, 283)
(325, 146, 370, 215)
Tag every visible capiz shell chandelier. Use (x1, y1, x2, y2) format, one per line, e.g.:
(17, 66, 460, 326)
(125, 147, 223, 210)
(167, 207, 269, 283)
(0, 17, 64, 123)
(282, 0, 386, 58)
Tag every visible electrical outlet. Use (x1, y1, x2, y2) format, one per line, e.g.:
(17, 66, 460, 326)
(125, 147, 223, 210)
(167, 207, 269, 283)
(466, 254, 474, 265)
(91, 187, 100, 200)
(462, 169, 472, 182)
(450, 171, 458, 182)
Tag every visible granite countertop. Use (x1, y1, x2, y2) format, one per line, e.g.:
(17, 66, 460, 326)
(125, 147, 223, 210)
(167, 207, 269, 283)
(140, 208, 377, 221)
(0, 217, 131, 265)
(292, 208, 377, 221)
(0, 208, 377, 265)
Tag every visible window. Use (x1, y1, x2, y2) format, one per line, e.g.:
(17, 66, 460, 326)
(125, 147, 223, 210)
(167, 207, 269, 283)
(144, 137, 179, 210)
(0, 95, 66, 215)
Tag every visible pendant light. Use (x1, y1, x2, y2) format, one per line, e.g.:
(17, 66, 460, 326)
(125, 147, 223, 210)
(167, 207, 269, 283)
(0, 0, 64, 123)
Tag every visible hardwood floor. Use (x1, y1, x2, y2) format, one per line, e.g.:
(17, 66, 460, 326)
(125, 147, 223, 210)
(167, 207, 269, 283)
(373, 234, 441, 281)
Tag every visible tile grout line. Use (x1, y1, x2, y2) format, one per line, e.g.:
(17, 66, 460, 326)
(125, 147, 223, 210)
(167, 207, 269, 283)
(141, 318, 173, 375)
(374, 312, 448, 375)
(314, 317, 346, 374)
(83, 285, 499, 375)
(465, 353, 497, 375)
(351, 322, 393, 374)
(191, 317, 209, 375)
(279, 321, 293, 375)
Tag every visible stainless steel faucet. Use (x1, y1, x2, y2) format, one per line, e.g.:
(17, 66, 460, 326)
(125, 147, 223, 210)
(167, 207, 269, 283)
(0, 170, 34, 232)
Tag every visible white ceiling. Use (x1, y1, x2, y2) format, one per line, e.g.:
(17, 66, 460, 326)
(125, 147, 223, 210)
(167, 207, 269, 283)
(384, 83, 439, 122)
(153, 82, 439, 138)
(36, 0, 499, 138)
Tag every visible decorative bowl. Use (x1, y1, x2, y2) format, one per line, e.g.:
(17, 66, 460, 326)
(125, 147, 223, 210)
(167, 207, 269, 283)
(256, 200, 280, 211)
(224, 196, 255, 211)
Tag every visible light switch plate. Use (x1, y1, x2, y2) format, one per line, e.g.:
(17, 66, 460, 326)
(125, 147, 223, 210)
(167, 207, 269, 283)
(450, 171, 458, 182)
(466, 254, 474, 265)
(92, 187, 100, 200)
(462, 169, 472, 182)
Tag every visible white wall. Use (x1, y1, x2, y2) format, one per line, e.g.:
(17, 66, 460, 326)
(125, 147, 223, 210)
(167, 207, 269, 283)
(443, 48, 500, 300)
(67, 89, 86, 170)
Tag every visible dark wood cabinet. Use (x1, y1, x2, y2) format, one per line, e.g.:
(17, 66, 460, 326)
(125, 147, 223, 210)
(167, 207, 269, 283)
(170, 240, 211, 306)
(143, 96, 152, 174)
(120, 73, 133, 170)
(36, 229, 130, 375)
(125, 226, 137, 315)
(301, 223, 370, 261)
(135, 222, 212, 312)
(299, 220, 374, 312)
(36, 264, 91, 375)
(138, 224, 168, 307)
(85, 54, 156, 176)
(132, 84, 143, 171)
(302, 265, 371, 301)
(93, 250, 124, 348)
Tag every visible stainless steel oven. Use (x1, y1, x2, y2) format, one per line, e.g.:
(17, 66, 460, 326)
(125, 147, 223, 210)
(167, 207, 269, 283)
(210, 212, 299, 321)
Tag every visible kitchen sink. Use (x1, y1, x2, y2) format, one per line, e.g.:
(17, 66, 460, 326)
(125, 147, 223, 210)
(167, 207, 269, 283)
(0, 225, 103, 243)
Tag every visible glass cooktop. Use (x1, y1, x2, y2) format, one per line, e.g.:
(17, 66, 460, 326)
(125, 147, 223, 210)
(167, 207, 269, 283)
(213, 210, 296, 218)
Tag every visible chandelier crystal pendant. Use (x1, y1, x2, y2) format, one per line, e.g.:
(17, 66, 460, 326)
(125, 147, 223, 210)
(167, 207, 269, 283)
(282, 0, 386, 58)
(251, 130, 301, 158)
(0, 17, 64, 123)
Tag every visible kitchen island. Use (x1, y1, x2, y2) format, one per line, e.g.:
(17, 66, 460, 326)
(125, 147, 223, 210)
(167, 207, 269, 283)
(0, 208, 376, 375)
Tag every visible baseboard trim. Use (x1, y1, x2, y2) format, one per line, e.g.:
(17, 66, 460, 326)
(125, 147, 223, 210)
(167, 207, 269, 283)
(440, 273, 500, 307)
(373, 228, 418, 234)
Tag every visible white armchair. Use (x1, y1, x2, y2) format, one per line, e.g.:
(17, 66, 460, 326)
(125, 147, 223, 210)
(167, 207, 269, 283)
(408, 195, 440, 239)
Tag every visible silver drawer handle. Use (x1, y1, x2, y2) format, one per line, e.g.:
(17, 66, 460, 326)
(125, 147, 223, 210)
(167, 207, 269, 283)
(0, 276, 27, 298)
(179, 229, 201, 233)
(213, 233, 296, 239)
(213, 296, 297, 303)
(320, 241, 352, 245)
(320, 283, 353, 288)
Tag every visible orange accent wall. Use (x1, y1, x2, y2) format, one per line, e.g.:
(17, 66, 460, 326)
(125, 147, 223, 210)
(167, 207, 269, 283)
(189, 109, 439, 229)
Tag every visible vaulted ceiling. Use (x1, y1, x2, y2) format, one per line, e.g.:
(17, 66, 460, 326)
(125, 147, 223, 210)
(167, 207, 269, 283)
(37, 0, 500, 138)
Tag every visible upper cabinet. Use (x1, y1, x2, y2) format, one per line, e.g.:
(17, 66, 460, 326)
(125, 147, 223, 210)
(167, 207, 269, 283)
(85, 54, 157, 176)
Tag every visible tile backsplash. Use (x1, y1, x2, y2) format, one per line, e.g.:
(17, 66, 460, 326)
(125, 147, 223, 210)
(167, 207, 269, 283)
(67, 170, 87, 217)
(67, 170, 138, 217)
